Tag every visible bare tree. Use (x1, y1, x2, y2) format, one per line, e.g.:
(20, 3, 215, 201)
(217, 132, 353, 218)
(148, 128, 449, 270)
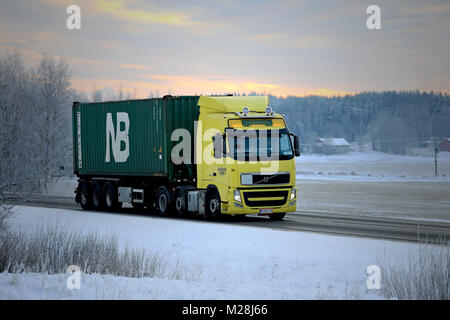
(0, 50, 40, 192)
(90, 86, 103, 102)
(33, 54, 72, 189)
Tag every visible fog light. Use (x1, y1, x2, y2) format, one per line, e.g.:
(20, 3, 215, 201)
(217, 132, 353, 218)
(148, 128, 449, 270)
(233, 190, 242, 203)
(290, 188, 297, 200)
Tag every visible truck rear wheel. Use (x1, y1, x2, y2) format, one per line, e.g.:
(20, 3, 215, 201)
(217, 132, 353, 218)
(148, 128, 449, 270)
(173, 188, 187, 217)
(156, 186, 171, 216)
(78, 180, 92, 210)
(102, 182, 122, 211)
(268, 212, 286, 221)
(91, 181, 104, 210)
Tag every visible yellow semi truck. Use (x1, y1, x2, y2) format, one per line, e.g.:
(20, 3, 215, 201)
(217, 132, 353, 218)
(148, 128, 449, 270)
(73, 95, 300, 220)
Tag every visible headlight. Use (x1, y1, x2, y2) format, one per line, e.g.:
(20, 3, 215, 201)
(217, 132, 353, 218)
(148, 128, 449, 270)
(233, 190, 242, 203)
(290, 188, 297, 200)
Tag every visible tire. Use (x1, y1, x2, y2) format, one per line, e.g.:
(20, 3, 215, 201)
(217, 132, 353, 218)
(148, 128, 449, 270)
(205, 188, 222, 219)
(173, 188, 187, 217)
(102, 182, 122, 211)
(78, 180, 92, 210)
(156, 186, 171, 216)
(91, 181, 104, 210)
(268, 212, 286, 221)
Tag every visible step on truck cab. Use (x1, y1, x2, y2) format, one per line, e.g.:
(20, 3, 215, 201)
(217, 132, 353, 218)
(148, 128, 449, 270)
(73, 95, 300, 220)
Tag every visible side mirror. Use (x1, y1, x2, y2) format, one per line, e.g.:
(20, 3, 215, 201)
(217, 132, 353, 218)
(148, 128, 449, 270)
(212, 133, 225, 159)
(293, 135, 301, 157)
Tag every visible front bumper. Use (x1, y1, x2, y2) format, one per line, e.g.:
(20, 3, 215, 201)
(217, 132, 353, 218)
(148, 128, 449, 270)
(221, 187, 297, 215)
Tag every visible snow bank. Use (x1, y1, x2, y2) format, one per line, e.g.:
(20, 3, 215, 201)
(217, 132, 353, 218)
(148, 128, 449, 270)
(0, 206, 420, 299)
(44, 178, 77, 197)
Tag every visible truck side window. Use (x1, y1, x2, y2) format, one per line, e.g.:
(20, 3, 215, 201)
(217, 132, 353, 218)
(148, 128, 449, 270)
(212, 133, 226, 159)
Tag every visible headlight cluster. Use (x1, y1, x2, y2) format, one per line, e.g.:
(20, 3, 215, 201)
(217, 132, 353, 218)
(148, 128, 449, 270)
(290, 188, 297, 200)
(233, 190, 242, 203)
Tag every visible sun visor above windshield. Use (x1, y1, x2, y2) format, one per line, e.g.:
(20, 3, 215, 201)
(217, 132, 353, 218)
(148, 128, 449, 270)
(198, 96, 269, 113)
(228, 118, 286, 129)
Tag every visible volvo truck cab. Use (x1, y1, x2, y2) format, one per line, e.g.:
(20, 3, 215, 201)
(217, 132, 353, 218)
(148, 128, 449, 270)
(193, 96, 300, 220)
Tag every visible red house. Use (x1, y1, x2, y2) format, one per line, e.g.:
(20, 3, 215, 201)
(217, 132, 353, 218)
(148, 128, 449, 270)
(314, 138, 351, 154)
(440, 138, 450, 152)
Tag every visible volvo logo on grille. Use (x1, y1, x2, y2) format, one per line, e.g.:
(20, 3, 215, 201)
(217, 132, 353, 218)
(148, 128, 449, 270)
(242, 172, 290, 185)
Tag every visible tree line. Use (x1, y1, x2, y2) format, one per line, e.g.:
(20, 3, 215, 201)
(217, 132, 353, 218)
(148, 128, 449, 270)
(270, 91, 450, 154)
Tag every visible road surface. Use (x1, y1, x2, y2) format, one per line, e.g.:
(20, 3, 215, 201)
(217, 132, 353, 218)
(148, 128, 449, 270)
(6, 194, 450, 243)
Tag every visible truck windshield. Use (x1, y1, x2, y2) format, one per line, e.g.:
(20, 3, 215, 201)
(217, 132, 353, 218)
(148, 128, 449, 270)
(226, 128, 294, 161)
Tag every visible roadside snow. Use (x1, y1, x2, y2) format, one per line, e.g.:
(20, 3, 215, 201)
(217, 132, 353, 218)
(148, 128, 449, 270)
(0, 205, 421, 299)
(44, 178, 77, 197)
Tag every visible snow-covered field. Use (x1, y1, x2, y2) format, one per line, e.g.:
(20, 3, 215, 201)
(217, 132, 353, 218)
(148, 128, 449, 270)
(297, 179, 450, 220)
(296, 151, 450, 181)
(0, 205, 422, 299)
(295, 152, 450, 220)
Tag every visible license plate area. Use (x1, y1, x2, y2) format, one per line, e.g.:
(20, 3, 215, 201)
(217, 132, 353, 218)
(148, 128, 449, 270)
(259, 208, 273, 215)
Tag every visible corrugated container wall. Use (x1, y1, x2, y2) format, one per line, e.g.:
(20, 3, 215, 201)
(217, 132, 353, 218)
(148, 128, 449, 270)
(72, 96, 200, 180)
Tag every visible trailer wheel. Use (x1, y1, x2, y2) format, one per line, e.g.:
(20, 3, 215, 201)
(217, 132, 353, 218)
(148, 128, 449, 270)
(91, 181, 104, 210)
(205, 188, 222, 219)
(78, 180, 92, 210)
(156, 186, 171, 216)
(173, 188, 187, 217)
(103, 182, 122, 211)
(268, 212, 286, 221)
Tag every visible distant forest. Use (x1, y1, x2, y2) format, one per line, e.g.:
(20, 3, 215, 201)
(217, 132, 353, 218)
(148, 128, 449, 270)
(270, 91, 450, 155)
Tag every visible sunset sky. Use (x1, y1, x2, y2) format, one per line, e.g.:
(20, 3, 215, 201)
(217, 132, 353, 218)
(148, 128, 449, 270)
(1, 0, 449, 97)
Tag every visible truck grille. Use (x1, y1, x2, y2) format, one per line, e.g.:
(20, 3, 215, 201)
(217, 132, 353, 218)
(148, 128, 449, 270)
(243, 190, 289, 207)
(241, 173, 290, 185)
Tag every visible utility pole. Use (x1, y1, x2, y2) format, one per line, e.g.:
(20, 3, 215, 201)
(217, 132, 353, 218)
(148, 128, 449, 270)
(434, 138, 439, 177)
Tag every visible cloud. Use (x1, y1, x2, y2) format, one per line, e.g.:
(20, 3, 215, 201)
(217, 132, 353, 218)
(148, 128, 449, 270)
(95, 0, 199, 27)
(70, 74, 352, 98)
(4, 0, 450, 95)
(120, 64, 149, 70)
(248, 33, 339, 49)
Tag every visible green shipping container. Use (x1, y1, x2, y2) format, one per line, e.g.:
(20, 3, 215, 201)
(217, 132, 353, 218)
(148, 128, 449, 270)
(72, 96, 200, 181)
